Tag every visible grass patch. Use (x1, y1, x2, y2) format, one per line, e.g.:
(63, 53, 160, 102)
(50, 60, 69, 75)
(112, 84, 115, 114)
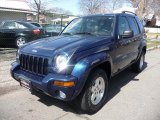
(147, 40, 160, 49)
(146, 33, 160, 39)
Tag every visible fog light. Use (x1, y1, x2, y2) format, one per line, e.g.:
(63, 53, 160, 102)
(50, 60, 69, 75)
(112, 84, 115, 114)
(59, 91, 66, 99)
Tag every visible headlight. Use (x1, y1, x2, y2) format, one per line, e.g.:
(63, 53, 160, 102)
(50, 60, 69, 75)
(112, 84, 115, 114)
(55, 55, 69, 71)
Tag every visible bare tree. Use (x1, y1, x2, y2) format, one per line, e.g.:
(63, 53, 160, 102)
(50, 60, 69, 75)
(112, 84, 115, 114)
(49, 7, 73, 15)
(79, 0, 129, 15)
(27, 0, 55, 22)
(129, 0, 160, 18)
(107, 0, 128, 12)
(151, 0, 160, 17)
(79, 0, 107, 15)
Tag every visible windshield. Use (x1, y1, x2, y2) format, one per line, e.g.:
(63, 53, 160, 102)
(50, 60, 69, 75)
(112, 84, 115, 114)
(62, 16, 114, 36)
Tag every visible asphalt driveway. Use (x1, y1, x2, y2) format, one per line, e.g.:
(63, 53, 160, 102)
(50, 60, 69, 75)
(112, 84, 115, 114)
(0, 49, 160, 120)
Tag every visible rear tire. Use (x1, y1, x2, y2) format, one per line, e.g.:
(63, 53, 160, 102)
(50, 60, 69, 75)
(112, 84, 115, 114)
(76, 69, 108, 114)
(131, 51, 145, 73)
(16, 37, 26, 47)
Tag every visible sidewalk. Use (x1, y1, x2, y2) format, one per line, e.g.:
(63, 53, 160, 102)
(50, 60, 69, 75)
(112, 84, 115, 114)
(0, 60, 18, 87)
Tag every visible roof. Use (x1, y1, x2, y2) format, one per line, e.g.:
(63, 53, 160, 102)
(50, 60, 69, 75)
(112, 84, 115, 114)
(80, 12, 136, 18)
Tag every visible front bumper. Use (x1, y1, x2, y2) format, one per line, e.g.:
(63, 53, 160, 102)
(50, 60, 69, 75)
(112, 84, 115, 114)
(10, 62, 77, 101)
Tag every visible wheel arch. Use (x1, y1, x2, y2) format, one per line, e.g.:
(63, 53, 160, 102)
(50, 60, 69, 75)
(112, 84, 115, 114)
(71, 52, 113, 100)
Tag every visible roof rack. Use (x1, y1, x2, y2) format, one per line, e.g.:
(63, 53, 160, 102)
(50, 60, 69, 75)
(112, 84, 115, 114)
(122, 11, 137, 16)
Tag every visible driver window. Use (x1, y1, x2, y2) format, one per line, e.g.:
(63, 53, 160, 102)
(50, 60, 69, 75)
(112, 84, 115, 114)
(118, 16, 130, 35)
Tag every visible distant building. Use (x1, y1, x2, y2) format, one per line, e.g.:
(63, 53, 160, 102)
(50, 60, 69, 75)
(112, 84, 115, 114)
(0, 0, 33, 21)
(51, 16, 77, 25)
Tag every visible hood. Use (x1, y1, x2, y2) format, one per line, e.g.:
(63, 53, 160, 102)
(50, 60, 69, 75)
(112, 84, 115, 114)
(21, 35, 112, 57)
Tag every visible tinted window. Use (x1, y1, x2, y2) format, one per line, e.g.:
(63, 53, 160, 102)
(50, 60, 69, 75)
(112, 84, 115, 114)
(17, 22, 36, 29)
(118, 16, 130, 35)
(3, 22, 16, 29)
(128, 17, 140, 35)
(135, 17, 144, 33)
(31, 23, 41, 27)
(17, 23, 27, 29)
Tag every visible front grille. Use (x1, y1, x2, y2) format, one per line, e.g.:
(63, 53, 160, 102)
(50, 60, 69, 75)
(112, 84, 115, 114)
(19, 54, 48, 75)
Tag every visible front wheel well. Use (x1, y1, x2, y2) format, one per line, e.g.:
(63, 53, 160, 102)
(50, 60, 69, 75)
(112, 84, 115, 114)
(90, 61, 111, 80)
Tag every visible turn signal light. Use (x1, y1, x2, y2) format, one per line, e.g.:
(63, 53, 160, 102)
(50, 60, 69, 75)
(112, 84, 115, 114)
(53, 81, 75, 87)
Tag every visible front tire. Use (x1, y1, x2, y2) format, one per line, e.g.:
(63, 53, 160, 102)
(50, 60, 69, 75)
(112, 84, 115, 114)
(78, 69, 108, 114)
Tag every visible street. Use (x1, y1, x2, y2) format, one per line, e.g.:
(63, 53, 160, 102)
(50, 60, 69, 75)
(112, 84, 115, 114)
(0, 49, 160, 120)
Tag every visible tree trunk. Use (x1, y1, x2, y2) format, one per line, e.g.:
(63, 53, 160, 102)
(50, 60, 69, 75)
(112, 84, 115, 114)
(37, 9, 40, 23)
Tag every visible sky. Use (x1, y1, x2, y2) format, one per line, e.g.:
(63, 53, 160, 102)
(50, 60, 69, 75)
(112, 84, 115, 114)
(53, 0, 80, 15)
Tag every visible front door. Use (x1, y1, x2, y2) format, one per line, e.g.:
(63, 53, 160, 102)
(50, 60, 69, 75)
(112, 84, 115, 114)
(113, 15, 134, 73)
(1, 21, 17, 46)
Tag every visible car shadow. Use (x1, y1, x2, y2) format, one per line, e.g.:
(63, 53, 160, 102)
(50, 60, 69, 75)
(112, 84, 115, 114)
(33, 62, 148, 115)
(107, 62, 148, 102)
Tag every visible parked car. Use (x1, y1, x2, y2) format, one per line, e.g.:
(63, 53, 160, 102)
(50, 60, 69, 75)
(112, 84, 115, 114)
(29, 22, 42, 28)
(42, 24, 65, 37)
(11, 11, 146, 114)
(0, 21, 45, 47)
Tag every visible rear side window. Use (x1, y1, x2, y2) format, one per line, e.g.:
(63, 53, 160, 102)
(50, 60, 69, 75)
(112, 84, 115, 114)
(17, 22, 35, 29)
(127, 17, 140, 35)
(17, 23, 27, 29)
(135, 17, 144, 33)
(118, 16, 130, 35)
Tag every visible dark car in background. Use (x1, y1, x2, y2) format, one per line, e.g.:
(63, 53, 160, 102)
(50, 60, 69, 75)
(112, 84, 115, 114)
(42, 24, 65, 37)
(0, 21, 45, 47)
(29, 22, 43, 28)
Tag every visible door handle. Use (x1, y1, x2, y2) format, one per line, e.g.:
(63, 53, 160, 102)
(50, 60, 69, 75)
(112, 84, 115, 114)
(118, 41, 130, 46)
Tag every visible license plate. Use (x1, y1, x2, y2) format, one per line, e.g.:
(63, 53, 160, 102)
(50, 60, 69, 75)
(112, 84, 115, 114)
(20, 79, 31, 90)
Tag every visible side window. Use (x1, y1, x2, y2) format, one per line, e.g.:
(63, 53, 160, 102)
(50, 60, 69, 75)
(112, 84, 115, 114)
(17, 23, 27, 29)
(118, 16, 130, 35)
(135, 17, 144, 33)
(3, 22, 16, 29)
(128, 17, 140, 35)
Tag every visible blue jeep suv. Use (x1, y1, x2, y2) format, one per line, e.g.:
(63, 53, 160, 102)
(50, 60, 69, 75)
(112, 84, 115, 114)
(11, 11, 146, 114)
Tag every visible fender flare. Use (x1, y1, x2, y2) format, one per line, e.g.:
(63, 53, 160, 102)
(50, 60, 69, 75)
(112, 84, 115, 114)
(71, 52, 113, 99)
(137, 39, 147, 61)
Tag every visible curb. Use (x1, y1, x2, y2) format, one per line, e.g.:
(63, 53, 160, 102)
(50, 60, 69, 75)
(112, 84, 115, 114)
(147, 45, 160, 51)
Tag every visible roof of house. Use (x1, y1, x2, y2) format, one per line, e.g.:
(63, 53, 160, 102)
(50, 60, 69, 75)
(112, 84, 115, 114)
(0, 0, 32, 13)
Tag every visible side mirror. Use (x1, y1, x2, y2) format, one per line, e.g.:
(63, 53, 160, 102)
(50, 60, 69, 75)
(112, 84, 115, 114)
(120, 30, 134, 38)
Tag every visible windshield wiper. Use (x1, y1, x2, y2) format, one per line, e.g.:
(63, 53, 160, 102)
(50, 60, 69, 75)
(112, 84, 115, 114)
(62, 32, 73, 35)
(74, 32, 94, 35)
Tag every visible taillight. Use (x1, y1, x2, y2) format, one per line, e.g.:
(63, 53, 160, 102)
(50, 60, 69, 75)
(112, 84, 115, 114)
(32, 29, 41, 35)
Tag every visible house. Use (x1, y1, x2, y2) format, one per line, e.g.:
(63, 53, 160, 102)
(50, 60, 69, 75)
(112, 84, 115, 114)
(51, 16, 77, 25)
(0, 0, 33, 21)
